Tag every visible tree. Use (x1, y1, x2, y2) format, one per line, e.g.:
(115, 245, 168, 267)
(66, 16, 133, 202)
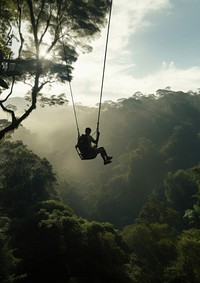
(10, 200, 131, 283)
(122, 223, 177, 283)
(165, 229, 200, 283)
(0, 217, 18, 283)
(0, 0, 111, 140)
(164, 169, 198, 213)
(161, 124, 200, 171)
(136, 195, 179, 227)
(0, 140, 57, 217)
(0, 140, 131, 282)
(184, 166, 200, 228)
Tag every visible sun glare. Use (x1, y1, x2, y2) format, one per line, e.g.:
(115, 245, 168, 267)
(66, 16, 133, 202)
(39, 31, 53, 60)
(39, 47, 52, 60)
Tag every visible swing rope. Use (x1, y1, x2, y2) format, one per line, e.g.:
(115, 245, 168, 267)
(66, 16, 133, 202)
(96, 0, 113, 134)
(60, 25, 81, 138)
(68, 81, 80, 137)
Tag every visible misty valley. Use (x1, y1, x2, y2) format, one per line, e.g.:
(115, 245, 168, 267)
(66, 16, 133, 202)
(1, 0, 200, 281)
(1, 89, 200, 283)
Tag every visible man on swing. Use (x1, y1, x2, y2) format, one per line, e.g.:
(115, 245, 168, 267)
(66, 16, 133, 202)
(77, 127, 112, 165)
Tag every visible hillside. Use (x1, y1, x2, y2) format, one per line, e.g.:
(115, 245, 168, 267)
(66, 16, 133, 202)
(1, 89, 200, 283)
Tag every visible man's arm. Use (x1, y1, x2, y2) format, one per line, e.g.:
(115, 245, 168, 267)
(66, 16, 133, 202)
(96, 131, 100, 144)
(90, 131, 100, 146)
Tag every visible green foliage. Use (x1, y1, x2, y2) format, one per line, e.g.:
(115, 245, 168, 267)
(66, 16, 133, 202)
(81, 221, 131, 283)
(184, 193, 200, 228)
(0, 140, 57, 217)
(164, 169, 198, 212)
(0, 217, 18, 283)
(122, 223, 177, 283)
(28, 89, 200, 229)
(2, 89, 200, 282)
(0, 140, 131, 283)
(136, 195, 179, 227)
(0, 0, 17, 53)
(9, 200, 131, 283)
(165, 229, 200, 283)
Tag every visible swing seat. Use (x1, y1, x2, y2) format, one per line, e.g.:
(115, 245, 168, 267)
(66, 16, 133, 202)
(75, 145, 97, 160)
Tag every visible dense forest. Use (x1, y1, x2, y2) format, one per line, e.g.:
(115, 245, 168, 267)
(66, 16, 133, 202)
(1, 89, 200, 283)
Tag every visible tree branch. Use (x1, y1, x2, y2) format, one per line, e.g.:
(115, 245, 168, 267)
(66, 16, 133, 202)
(36, 0, 46, 27)
(0, 102, 36, 140)
(16, 0, 24, 58)
(38, 1, 53, 46)
(26, 0, 39, 56)
(46, 1, 64, 55)
(0, 77, 15, 104)
(0, 71, 40, 140)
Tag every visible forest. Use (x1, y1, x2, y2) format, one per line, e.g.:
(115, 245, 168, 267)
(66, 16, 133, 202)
(1, 89, 200, 283)
(0, 0, 200, 282)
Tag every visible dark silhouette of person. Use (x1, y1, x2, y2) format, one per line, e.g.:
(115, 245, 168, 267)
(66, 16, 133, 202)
(77, 127, 112, 165)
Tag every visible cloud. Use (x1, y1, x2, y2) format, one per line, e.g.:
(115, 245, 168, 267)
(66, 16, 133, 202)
(68, 0, 173, 105)
(113, 62, 200, 98)
(109, 0, 172, 52)
(71, 60, 200, 105)
(11, 0, 199, 107)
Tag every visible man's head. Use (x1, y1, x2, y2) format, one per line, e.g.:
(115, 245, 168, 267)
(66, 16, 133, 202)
(85, 127, 91, 135)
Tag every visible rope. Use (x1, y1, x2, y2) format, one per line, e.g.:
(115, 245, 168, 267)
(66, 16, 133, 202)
(68, 81, 80, 137)
(60, 25, 80, 138)
(96, 0, 113, 134)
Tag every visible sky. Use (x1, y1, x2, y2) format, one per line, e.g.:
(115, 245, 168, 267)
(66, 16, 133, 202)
(8, 0, 200, 106)
(61, 0, 200, 106)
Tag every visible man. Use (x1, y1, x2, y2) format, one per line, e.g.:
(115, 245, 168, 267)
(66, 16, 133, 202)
(77, 127, 112, 165)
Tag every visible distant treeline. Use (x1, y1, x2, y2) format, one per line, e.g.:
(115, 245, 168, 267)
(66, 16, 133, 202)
(1, 89, 200, 282)
(57, 89, 200, 226)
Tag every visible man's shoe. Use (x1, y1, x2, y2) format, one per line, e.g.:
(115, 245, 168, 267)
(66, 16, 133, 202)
(104, 160, 112, 165)
(107, 156, 113, 160)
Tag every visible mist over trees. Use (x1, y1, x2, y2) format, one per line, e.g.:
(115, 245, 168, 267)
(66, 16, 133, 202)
(11, 89, 200, 224)
(1, 88, 200, 282)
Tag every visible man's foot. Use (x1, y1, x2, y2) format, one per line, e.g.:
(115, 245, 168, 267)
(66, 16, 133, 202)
(107, 156, 113, 160)
(104, 160, 112, 165)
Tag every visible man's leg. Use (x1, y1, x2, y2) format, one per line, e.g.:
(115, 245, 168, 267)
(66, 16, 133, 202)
(96, 147, 112, 164)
